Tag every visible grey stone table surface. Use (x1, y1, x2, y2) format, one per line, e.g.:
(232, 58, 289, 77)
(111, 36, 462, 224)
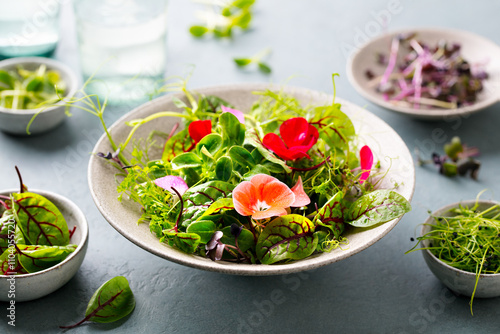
(2, 0, 500, 333)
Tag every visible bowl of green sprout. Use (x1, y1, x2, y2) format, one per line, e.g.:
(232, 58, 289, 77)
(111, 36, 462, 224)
(416, 199, 500, 312)
(0, 57, 78, 136)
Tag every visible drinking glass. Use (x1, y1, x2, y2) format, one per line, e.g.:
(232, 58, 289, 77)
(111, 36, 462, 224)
(0, 0, 60, 58)
(73, 0, 168, 104)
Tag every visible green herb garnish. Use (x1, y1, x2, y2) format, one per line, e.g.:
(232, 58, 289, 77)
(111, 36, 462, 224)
(234, 48, 272, 74)
(0, 64, 65, 110)
(189, 0, 255, 38)
(60, 276, 135, 329)
(408, 199, 500, 314)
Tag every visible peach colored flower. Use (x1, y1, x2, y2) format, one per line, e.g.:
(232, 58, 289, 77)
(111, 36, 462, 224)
(232, 174, 310, 220)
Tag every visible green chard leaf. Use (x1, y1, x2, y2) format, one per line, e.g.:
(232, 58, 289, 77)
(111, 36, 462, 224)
(162, 128, 194, 161)
(60, 276, 135, 329)
(256, 214, 318, 264)
(346, 190, 411, 227)
(161, 232, 201, 253)
(313, 191, 345, 239)
(17, 244, 77, 273)
(13, 192, 70, 246)
(310, 104, 355, 150)
(173, 181, 235, 227)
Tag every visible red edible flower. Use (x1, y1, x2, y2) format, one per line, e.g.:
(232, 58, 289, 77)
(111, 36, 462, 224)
(359, 145, 373, 184)
(188, 120, 212, 144)
(262, 117, 319, 161)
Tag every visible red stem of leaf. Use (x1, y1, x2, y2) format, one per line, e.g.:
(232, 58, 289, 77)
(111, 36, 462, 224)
(69, 226, 77, 239)
(59, 289, 124, 329)
(289, 157, 330, 171)
(170, 187, 183, 233)
(15, 166, 24, 193)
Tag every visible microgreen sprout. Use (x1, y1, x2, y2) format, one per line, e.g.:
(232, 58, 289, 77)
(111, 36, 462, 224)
(407, 199, 500, 315)
(234, 48, 272, 74)
(189, 0, 255, 39)
(368, 33, 488, 109)
(416, 136, 480, 179)
(0, 64, 66, 110)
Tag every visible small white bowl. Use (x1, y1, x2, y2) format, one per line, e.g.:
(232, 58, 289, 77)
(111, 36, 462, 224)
(421, 200, 500, 298)
(347, 27, 500, 120)
(0, 189, 88, 302)
(0, 57, 78, 136)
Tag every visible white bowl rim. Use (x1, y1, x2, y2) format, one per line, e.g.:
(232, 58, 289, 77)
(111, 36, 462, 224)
(347, 26, 500, 118)
(421, 199, 500, 278)
(0, 57, 79, 115)
(0, 188, 88, 278)
(88, 82, 416, 275)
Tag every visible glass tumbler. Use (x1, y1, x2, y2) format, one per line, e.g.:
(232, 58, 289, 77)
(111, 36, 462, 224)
(0, 0, 60, 58)
(73, 0, 168, 105)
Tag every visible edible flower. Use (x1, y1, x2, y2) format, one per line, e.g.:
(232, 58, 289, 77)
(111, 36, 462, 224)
(188, 120, 212, 144)
(262, 117, 319, 161)
(359, 145, 373, 184)
(221, 105, 245, 124)
(154, 175, 189, 195)
(232, 174, 310, 220)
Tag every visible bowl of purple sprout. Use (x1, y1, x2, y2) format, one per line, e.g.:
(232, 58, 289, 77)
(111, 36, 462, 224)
(347, 27, 500, 120)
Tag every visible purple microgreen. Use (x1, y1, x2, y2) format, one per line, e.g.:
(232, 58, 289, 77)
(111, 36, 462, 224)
(15, 166, 26, 193)
(169, 186, 184, 233)
(206, 231, 225, 261)
(230, 223, 243, 238)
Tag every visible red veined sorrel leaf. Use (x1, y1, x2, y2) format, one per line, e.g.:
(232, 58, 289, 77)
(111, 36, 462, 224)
(12, 192, 69, 246)
(162, 128, 195, 161)
(60, 276, 135, 329)
(256, 214, 318, 264)
(17, 244, 77, 273)
(312, 191, 345, 240)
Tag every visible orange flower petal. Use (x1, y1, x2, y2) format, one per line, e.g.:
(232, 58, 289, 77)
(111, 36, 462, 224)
(290, 176, 310, 207)
(261, 181, 295, 210)
(252, 206, 288, 220)
(232, 181, 258, 216)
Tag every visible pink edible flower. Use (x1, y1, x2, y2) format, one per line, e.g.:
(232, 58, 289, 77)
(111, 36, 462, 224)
(154, 176, 189, 195)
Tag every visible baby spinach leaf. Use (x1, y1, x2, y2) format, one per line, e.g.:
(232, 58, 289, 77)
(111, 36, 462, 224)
(17, 244, 77, 273)
(220, 112, 244, 146)
(60, 276, 135, 329)
(234, 58, 252, 67)
(313, 191, 345, 239)
(186, 220, 216, 243)
(244, 129, 291, 173)
(147, 160, 169, 179)
(228, 146, 255, 169)
(13, 192, 70, 246)
(196, 133, 223, 157)
(161, 231, 201, 253)
(215, 156, 233, 181)
(256, 214, 318, 264)
(346, 190, 411, 227)
(171, 152, 203, 170)
(220, 226, 255, 252)
(162, 128, 194, 161)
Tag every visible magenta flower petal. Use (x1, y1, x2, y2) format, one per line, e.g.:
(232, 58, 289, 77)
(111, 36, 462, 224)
(221, 105, 245, 124)
(154, 176, 188, 195)
(359, 145, 374, 184)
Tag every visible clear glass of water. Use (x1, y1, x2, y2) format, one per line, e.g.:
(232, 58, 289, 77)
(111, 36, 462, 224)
(73, 0, 168, 105)
(0, 0, 60, 58)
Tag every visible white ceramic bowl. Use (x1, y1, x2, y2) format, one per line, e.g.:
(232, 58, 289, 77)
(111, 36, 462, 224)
(0, 57, 78, 135)
(421, 200, 500, 298)
(0, 189, 88, 302)
(88, 83, 415, 276)
(347, 27, 500, 120)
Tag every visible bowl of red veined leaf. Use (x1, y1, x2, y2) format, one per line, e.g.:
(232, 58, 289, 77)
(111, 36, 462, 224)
(410, 199, 500, 314)
(88, 81, 415, 275)
(347, 27, 500, 120)
(0, 187, 88, 301)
